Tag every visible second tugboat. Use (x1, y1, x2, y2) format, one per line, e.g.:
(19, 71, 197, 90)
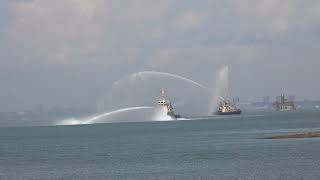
(158, 89, 181, 119)
(214, 98, 242, 115)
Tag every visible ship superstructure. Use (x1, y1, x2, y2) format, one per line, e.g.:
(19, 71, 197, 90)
(157, 89, 180, 119)
(214, 98, 242, 115)
(273, 94, 296, 111)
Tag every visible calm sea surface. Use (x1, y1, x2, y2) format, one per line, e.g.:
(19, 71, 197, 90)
(0, 111, 320, 180)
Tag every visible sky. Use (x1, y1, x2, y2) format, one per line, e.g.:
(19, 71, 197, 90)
(0, 0, 320, 111)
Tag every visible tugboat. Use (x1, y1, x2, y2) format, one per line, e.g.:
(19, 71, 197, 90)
(273, 94, 296, 111)
(158, 89, 181, 119)
(214, 98, 242, 115)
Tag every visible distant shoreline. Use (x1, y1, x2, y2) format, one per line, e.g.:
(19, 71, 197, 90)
(258, 132, 320, 139)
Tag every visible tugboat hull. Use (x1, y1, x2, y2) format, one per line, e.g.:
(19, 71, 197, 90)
(214, 109, 242, 115)
(167, 112, 181, 119)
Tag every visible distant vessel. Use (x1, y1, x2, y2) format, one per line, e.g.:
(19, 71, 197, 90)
(158, 89, 181, 119)
(273, 94, 296, 111)
(214, 98, 242, 115)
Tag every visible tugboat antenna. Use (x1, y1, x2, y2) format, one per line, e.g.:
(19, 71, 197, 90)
(161, 88, 165, 97)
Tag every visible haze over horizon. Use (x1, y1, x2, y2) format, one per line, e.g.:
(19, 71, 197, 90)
(1, 0, 320, 111)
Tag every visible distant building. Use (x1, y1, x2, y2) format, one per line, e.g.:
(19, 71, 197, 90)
(262, 96, 270, 104)
(39, 104, 44, 114)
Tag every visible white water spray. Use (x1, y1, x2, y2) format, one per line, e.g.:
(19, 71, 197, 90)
(152, 106, 175, 121)
(57, 106, 154, 125)
(99, 70, 210, 113)
(86, 106, 154, 124)
(208, 66, 229, 115)
(114, 71, 208, 90)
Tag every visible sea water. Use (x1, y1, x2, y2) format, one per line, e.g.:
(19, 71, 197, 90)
(0, 111, 320, 180)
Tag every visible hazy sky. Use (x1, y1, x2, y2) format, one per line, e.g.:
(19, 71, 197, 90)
(1, 0, 320, 111)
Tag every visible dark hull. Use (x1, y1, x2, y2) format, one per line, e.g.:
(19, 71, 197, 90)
(167, 112, 181, 119)
(214, 110, 242, 115)
(174, 114, 181, 118)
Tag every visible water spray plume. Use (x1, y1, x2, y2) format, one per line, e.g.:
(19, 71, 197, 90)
(208, 66, 229, 115)
(114, 71, 208, 90)
(141, 71, 208, 89)
(152, 106, 175, 121)
(57, 106, 154, 125)
(86, 106, 153, 124)
(102, 70, 210, 113)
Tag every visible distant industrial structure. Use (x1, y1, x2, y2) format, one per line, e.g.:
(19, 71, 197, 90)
(237, 95, 319, 112)
(273, 94, 296, 111)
